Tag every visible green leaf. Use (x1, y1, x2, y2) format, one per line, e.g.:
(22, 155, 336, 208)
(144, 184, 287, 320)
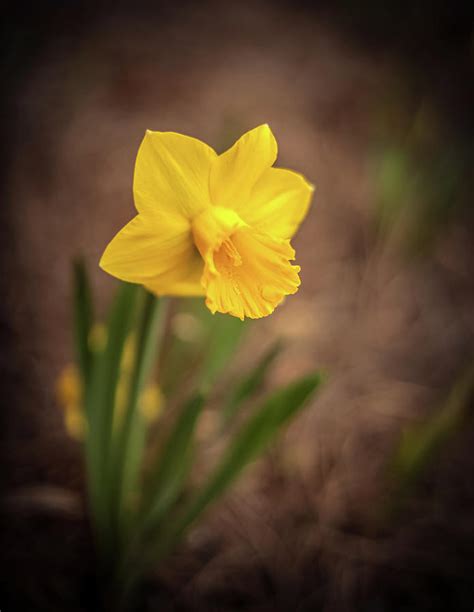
(112, 291, 164, 534)
(141, 392, 205, 535)
(72, 258, 94, 384)
(391, 362, 474, 492)
(221, 340, 284, 428)
(118, 392, 205, 592)
(148, 372, 324, 565)
(84, 281, 139, 549)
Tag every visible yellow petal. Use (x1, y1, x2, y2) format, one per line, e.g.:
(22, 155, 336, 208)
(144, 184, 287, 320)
(239, 167, 314, 239)
(210, 124, 277, 208)
(192, 206, 300, 320)
(100, 214, 204, 296)
(134, 130, 217, 219)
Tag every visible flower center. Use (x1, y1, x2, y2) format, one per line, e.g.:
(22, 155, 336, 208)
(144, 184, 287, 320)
(216, 237, 243, 271)
(191, 206, 246, 275)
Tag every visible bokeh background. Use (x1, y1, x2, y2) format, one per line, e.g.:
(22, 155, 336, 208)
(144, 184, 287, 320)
(1, 1, 474, 610)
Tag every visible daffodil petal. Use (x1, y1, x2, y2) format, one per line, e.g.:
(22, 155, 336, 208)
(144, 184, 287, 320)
(210, 124, 278, 209)
(100, 214, 204, 296)
(238, 167, 314, 240)
(134, 130, 217, 219)
(145, 263, 204, 297)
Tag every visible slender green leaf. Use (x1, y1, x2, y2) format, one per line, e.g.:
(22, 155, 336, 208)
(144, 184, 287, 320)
(147, 372, 324, 566)
(118, 392, 205, 593)
(141, 392, 205, 534)
(391, 361, 474, 492)
(84, 281, 139, 549)
(112, 291, 164, 532)
(221, 340, 284, 428)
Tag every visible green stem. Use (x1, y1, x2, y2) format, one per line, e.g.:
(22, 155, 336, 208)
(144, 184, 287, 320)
(85, 282, 139, 562)
(110, 294, 169, 567)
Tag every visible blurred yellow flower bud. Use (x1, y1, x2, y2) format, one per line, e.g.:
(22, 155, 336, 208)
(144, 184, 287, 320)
(139, 384, 164, 424)
(56, 364, 82, 409)
(56, 364, 84, 440)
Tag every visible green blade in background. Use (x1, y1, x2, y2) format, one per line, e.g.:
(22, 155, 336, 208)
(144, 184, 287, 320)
(112, 290, 164, 532)
(146, 372, 324, 566)
(221, 339, 284, 428)
(84, 281, 139, 547)
(118, 392, 205, 593)
(72, 257, 94, 384)
(140, 392, 205, 535)
(390, 361, 474, 500)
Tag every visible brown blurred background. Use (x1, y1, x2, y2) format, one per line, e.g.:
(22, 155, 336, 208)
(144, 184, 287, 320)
(1, 1, 474, 610)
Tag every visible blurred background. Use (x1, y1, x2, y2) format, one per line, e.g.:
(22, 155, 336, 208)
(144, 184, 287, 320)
(1, 1, 474, 610)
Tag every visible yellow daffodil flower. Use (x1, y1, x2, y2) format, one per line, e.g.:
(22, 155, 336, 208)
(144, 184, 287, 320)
(100, 124, 314, 319)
